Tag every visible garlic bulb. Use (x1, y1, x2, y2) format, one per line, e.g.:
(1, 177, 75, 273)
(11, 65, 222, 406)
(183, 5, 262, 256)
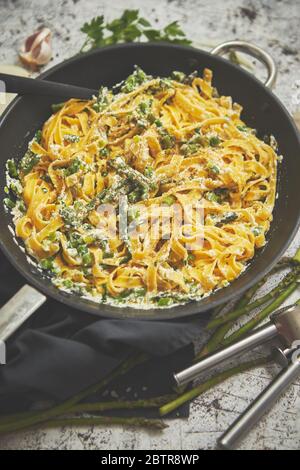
(19, 28, 52, 71)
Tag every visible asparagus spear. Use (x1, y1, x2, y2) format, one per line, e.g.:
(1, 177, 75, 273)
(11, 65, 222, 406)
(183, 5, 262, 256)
(222, 282, 299, 345)
(0, 354, 147, 435)
(196, 262, 293, 360)
(0, 395, 175, 426)
(109, 157, 152, 190)
(159, 357, 270, 417)
(43, 416, 167, 430)
(207, 267, 300, 330)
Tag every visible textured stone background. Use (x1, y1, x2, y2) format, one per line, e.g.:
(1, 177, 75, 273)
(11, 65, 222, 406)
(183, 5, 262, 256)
(0, 0, 299, 451)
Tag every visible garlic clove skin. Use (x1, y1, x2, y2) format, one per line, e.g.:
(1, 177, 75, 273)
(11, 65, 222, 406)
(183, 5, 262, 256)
(19, 28, 52, 71)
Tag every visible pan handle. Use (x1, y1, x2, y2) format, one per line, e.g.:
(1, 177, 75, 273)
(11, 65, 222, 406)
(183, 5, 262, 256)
(0, 285, 46, 342)
(211, 40, 277, 89)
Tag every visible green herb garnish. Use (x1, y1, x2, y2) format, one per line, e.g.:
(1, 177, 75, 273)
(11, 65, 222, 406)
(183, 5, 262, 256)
(99, 147, 110, 157)
(237, 125, 248, 132)
(93, 86, 112, 112)
(64, 134, 80, 143)
(51, 102, 65, 113)
(121, 66, 150, 94)
(64, 157, 84, 177)
(252, 226, 262, 236)
(163, 195, 176, 206)
(40, 256, 57, 273)
(34, 130, 42, 144)
(6, 159, 18, 178)
(4, 198, 16, 210)
(157, 297, 173, 307)
(207, 163, 220, 175)
(209, 136, 221, 147)
(80, 10, 191, 53)
(216, 212, 238, 227)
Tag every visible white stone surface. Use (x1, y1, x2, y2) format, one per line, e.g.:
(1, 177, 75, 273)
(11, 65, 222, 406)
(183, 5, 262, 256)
(0, 0, 299, 451)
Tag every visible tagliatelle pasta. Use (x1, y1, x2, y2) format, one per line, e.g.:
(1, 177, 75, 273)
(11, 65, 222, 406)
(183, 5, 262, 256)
(5, 67, 278, 309)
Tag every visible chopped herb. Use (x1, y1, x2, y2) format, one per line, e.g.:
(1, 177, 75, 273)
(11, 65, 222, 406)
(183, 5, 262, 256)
(20, 150, 40, 175)
(144, 166, 154, 178)
(206, 192, 219, 203)
(171, 70, 186, 82)
(83, 267, 92, 277)
(93, 86, 112, 112)
(128, 188, 144, 203)
(206, 188, 229, 203)
(82, 252, 93, 267)
(209, 136, 221, 147)
(99, 147, 110, 157)
(64, 157, 84, 177)
(187, 253, 195, 262)
(157, 297, 173, 307)
(183, 71, 198, 85)
(160, 133, 175, 149)
(163, 195, 176, 206)
(6, 159, 18, 178)
(207, 163, 220, 175)
(62, 279, 73, 289)
(20, 148, 39, 173)
(5, 177, 22, 196)
(138, 100, 150, 114)
(128, 208, 140, 222)
(100, 240, 113, 259)
(109, 156, 152, 200)
(134, 287, 146, 297)
(237, 125, 248, 132)
(17, 199, 26, 214)
(215, 188, 229, 201)
(64, 134, 80, 143)
(154, 119, 163, 127)
(40, 256, 57, 273)
(47, 232, 58, 242)
(120, 253, 132, 264)
(180, 131, 205, 155)
(252, 226, 262, 236)
(216, 212, 238, 226)
(51, 102, 65, 113)
(82, 234, 95, 245)
(69, 232, 83, 247)
(4, 198, 16, 210)
(158, 78, 173, 90)
(34, 130, 42, 143)
(121, 66, 150, 93)
(115, 289, 132, 301)
(60, 201, 88, 228)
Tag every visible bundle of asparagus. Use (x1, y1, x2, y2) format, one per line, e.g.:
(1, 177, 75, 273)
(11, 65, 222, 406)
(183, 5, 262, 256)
(0, 248, 299, 434)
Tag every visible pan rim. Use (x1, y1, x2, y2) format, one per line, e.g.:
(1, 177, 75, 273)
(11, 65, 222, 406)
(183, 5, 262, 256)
(0, 42, 300, 320)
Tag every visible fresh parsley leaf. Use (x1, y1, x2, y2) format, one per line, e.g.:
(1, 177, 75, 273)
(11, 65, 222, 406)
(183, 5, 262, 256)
(80, 10, 191, 52)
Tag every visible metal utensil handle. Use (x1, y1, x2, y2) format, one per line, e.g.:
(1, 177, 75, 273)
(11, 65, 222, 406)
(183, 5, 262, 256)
(211, 40, 277, 89)
(0, 285, 46, 341)
(218, 353, 300, 450)
(174, 323, 277, 386)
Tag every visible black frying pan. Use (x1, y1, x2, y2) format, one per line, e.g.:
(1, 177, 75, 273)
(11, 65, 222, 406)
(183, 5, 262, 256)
(0, 41, 299, 320)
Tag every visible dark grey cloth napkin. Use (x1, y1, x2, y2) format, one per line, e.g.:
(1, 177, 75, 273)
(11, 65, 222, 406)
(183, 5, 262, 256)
(0, 252, 210, 417)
